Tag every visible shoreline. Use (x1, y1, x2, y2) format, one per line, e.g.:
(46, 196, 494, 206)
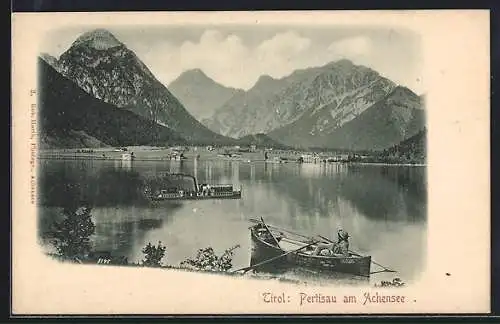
(344, 162, 426, 167)
(36, 154, 426, 167)
(46, 254, 374, 287)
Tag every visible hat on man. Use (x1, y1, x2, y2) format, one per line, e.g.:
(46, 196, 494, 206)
(337, 228, 349, 240)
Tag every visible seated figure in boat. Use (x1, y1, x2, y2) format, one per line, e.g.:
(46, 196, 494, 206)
(313, 229, 350, 257)
(256, 226, 283, 245)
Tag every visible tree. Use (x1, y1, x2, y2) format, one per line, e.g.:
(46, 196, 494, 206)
(141, 241, 167, 267)
(50, 205, 95, 260)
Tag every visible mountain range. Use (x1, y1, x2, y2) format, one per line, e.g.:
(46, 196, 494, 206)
(269, 85, 425, 150)
(39, 28, 426, 152)
(38, 57, 185, 148)
(42, 29, 236, 146)
(168, 69, 242, 121)
(203, 59, 425, 150)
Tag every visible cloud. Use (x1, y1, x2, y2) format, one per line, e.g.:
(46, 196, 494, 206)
(41, 28, 423, 94)
(139, 30, 319, 90)
(255, 31, 311, 61)
(254, 31, 313, 79)
(178, 30, 250, 77)
(327, 36, 372, 60)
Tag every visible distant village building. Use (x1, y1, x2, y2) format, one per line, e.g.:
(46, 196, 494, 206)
(171, 146, 184, 152)
(301, 154, 321, 163)
(238, 146, 251, 153)
(121, 153, 133, 161)
(170, 152, 185, 161)
(336, 154, 350, 161)
(322, 154, 349, 162)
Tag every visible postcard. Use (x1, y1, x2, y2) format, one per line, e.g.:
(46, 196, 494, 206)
(11, 10, 490, 315)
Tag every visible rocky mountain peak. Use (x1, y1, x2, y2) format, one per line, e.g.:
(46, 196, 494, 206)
(255, 74, 276, 84)
(187, 68, 207, 76)
(40, 52, 57, 60)
(169, 68, 241, 121)
(39, 52, 59, 66)
(55, 29, 235, 144)
(71, 29, 123, 50)
(329, 58, 354, 68)
(329, 59, 374, 76)
(205, 59, 417, 140)
(389, 85, 418, 98)
(252, 74, 281, 92)
(257, 74, 275, 82)
(174, 68, 213, 85)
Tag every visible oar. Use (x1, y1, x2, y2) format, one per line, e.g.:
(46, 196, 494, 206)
(231, 240, 319, 274)
(317, 234, 396, 273)
(317, 234, 337, 244)
(248, 219, 317, 243)
(350, 251, 395, 272)
(370, 270, 394, 275)
(259, 217, 281, 247)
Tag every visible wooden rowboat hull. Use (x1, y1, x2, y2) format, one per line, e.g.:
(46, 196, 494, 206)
(250, 226, 371, 277)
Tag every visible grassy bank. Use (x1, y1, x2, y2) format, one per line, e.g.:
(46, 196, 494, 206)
(46, 253, 307, 285)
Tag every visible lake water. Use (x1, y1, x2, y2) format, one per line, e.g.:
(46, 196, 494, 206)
(37, 158, 427, 285)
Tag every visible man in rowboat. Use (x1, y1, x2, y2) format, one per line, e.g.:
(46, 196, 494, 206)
(312, 228, 350, 256)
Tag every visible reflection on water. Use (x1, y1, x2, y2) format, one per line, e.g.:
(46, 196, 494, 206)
(38, 159, 427, 284)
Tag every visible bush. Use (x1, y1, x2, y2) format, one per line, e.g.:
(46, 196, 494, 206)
(374, 277, 405, 288)
(180, 245, 240, 272)
(50, 205, 95, 260)
(141, 241, 167, 267)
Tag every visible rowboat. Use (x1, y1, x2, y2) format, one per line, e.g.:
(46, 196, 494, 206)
(249, 222, 371, 277)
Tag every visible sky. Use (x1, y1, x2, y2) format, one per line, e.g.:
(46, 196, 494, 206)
(40, 25, 424, 94)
